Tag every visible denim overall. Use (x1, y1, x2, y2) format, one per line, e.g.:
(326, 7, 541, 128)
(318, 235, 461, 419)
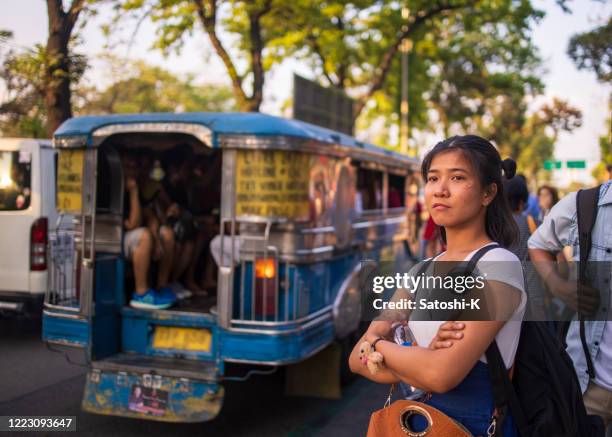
(402, 362, 518, 436)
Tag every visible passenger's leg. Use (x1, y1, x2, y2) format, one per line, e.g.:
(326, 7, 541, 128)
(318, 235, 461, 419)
(132, 228, 153, 295)
(172, 240, 194, 283)
(157, 225, 175, 287)
(185, 229, 207, 294)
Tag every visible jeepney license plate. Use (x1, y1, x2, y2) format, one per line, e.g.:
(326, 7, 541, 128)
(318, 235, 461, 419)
(152, 326, 211, 352)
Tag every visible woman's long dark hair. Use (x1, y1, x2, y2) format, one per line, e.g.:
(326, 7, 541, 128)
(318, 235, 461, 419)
(421, 135, 518, 248)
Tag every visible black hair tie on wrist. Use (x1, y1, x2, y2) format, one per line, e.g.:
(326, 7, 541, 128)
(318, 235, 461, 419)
(371, 337, 385, 351)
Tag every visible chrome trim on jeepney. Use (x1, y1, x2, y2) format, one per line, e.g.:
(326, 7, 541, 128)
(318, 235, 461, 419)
(91, 123, 213, 147)
(226, 311, 332, 335)
(231, 304, 332, 327)
(43, 309, 84, 319)
(352, 215, 407, 229)
(53, 135, 88, 149)
(223, 340, 331, 366)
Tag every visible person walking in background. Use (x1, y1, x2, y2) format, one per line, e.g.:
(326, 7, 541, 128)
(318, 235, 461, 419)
(537, 185, 559, 222)
(529, 181, 612, 434)
(505, 176, 548, 319)
(517, 174, 540, 226)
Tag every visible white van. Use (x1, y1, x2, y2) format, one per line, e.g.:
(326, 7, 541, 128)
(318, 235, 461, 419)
(0, 138, 57, 315)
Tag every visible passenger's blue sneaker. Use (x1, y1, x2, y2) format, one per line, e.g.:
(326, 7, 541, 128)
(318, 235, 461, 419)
(130, 289, 174, 310)
(157, 286, 179, 303)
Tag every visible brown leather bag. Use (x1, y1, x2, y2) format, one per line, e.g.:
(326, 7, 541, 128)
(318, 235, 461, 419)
(367, 386, 473, 437)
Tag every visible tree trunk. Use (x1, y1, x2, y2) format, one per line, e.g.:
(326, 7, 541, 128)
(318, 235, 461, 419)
(45, 0, 84, 136)
(44, 29, 72, 136)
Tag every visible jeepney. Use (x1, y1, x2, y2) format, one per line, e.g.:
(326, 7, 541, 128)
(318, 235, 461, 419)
(42, 112, 419, 422)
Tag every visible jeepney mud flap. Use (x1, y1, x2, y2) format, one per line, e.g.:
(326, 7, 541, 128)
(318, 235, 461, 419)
(82, 369, 224, 422)
(285, 343, 342, 399)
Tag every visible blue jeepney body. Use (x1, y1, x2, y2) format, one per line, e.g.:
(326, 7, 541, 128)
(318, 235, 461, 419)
(42, 112, 419, 422)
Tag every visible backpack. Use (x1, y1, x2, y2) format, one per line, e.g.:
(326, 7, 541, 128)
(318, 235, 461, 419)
(486, 185, 605, 437)
(486, 323, 602, 436)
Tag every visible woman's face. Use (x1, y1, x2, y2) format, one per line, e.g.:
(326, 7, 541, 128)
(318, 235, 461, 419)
(538, 188, 553, 210)
(424, 150, 495, 229)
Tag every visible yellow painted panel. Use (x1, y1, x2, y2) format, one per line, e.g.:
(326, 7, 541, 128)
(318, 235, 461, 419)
(56, 149, 84, 213)
(235, 150, 310, 219)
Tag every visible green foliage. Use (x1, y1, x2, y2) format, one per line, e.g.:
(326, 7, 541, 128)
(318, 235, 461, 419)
(568, 17, 611, 83)
(79, 57, 237, 114)
(0, 42, 87, 138)
(110, 0, 279, 110)
(0, 48, 46, 137)
(592, 114, 612, 183)
(482, 98, 582, 183)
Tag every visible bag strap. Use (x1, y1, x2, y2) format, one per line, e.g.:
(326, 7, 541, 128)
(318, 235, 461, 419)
(415, 243, 501, 276)
(576, 186, 600, 380)
(413, 243, 500, 303)
(485, 341, 530, 437)
(465, 243, 501, 273)
(384, 384, 395, 408)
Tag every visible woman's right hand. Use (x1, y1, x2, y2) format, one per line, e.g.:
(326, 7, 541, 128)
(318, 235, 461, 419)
(428, 321, 465, 350)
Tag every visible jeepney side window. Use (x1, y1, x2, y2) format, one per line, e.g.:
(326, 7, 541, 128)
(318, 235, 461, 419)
(388, 173, 406, 208)
(356, 166, 383, 211)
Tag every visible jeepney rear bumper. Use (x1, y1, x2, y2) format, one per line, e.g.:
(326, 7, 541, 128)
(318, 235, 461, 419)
(82, 354, 223, 423)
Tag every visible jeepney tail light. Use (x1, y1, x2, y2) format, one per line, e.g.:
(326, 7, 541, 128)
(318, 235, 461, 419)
(255, 259, 275, 279)
(255, 259, 276, 317)
(30, 218, 48, 271)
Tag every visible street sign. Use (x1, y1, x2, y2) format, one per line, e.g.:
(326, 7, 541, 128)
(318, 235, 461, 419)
(293, 74, 354, 136)
(566, 160, 586, 169)
(543, 160, 562, 171)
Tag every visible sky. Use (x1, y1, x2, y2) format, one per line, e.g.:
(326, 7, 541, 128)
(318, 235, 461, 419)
(1, 0, 610, 187)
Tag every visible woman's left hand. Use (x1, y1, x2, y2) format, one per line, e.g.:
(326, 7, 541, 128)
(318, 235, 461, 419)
(428, 321, 465, 350)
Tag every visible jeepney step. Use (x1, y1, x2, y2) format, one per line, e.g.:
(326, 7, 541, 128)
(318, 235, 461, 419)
(92, 353, 218, 381)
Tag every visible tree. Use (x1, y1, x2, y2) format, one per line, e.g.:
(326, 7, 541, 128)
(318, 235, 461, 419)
(481, 98, 582, 182)
(79, 58, 237, 114)
(267, 0, 546, 125)
(567, 14, 611, 181)
(567, 17, 611, 83)
(0, 36, 87, 138)
(44, 0, 90, 135)
(112, 0, 276, 112)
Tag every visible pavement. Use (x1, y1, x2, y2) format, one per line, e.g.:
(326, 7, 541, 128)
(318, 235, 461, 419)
(0, 316, 388, 436)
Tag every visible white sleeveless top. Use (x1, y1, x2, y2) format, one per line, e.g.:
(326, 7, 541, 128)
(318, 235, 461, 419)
(408, 243, 526, 368)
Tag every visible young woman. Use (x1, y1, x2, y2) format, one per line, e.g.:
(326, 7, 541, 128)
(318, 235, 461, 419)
(349, 135, 526, 436)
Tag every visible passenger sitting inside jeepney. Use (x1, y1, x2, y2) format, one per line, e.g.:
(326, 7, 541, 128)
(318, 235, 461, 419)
(121, 150, 177, 310)
(156, 144, 206, 296)
(134, 148, 183, 298)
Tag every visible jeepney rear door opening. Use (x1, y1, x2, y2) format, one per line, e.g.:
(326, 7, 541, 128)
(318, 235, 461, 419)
(97, 132, 222, 316)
